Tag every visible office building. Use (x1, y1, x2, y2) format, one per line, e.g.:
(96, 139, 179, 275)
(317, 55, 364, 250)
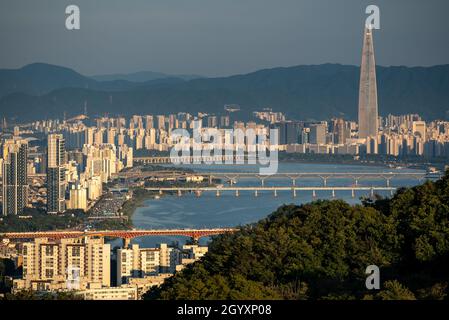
(274, 121, 303, 145)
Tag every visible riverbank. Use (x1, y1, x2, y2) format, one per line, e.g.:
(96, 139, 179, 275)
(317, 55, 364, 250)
(121, 180, 221, 227)
(120, 189, 159, 223)
(119, 159, 434, 233)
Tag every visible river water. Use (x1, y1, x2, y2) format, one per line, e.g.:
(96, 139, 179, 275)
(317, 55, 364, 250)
(126, 162, 425, 248)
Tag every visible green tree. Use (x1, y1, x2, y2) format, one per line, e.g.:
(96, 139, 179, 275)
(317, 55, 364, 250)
(376, 281, 416, 300)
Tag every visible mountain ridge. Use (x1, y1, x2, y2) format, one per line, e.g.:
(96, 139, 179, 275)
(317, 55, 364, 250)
(1, 63, 448, 122)
(91, 71, 203, 82)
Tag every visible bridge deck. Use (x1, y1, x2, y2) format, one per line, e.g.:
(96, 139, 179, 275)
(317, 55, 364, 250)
(0, 228, 237, 240)
(147, 186, 397, 191)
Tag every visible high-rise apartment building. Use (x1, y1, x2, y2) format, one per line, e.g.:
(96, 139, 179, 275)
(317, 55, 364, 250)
(159, 243, 180, 274)
(220, 115, 230, 128)
(67, 182, 88, 211)
(47, 134, 66, 214)
(412, 121, 427, 141)
(358, 26, 379, 139)
(207, 116, 218, 128)
(2, 139, 28, 215)
(145, 115, 154, 130)
(15, 237, 110, 291)
(117, 244, 161, 285)
(157, 115, 166, 130)
(332, 118, 350, 144)
(116, 243, 182, 285)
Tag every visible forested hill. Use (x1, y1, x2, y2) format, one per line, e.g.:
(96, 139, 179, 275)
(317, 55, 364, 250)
(144, 171, 449, 300)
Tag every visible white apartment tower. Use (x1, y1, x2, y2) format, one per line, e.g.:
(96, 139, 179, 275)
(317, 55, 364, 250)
(17, 237, 110, 291)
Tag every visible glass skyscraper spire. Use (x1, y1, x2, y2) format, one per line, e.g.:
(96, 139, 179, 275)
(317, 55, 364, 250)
(358, 26, 379, 139)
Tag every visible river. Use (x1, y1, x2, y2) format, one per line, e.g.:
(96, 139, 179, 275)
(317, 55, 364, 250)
(122, 162, 425, 248)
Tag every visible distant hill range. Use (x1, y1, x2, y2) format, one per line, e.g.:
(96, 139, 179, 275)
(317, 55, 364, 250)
(0, 63, 448, 122)
(91, 71, 202, 82)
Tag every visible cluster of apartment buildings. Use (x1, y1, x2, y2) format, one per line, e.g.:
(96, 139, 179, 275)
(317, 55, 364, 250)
(280, 115, 449, 158)
(9, 237, 207, 300)
(0, 131, 133, 215)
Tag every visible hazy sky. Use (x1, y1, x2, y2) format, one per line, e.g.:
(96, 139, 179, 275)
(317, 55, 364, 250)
(0, 0, 448, 77)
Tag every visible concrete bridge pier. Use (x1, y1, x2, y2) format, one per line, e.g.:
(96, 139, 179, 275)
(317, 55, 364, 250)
(274, 189, 278, 197)
(177, 189, 182, 197)
(254, 190, 258, 197)
(159, 190, 163, 195)
(332, 189, 336, 198)
(195, 190, 202, 197)
(216, 190, 220, 197)
(226, 176, 239, 186)
(351, 189, 355, 198)
(386, 178, 391, 187)
(235, 190, 240, 197)
(292, 189, 297, 198)
(123, 238, 131, 248)
(370, 188, 374, 197)
(322, 177, 328, 187)
(312, 190, 317, 198)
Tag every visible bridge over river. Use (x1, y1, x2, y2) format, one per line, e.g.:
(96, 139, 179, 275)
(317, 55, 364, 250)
(0, 228, 237, 246)
(147, 186, 397, 198)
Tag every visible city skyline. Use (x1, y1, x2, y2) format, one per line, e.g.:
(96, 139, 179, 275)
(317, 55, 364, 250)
(1, 1, 448, 303)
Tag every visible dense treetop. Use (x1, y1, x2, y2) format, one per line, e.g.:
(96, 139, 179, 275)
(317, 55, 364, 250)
(145, 171, 449, 300)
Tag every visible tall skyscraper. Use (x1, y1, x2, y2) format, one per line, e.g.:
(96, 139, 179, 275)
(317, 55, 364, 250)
(2, 140, 28, 215)
(358, 26, 379, 139)
(47, 134, 66, 214)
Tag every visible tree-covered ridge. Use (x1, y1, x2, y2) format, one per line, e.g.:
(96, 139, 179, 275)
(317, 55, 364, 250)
(2, 63, 449, 121)
(144, 171, 449, 300)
